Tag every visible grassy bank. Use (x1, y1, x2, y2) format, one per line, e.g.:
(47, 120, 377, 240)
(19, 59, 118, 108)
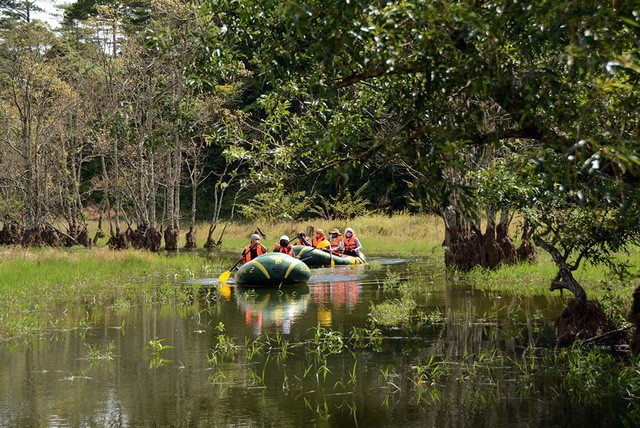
(467, 248, 640, 304)
(195, 212, 446, 256)
(0, 247, 224, 338)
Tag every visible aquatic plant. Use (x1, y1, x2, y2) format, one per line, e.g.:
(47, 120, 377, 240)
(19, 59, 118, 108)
(144, 338, 174, 368)
(85, 341, 115, 362)
(348, 326, 383, 350)
(208, 322, 240, 366)
(309, 325, 345, 358)
(368, 298, 417, 328)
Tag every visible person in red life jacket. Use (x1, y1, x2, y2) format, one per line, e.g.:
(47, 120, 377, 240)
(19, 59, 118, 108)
(240, 233, 268, 264)
(329, 228, 344, 253)
(273, 235, 294, 256)
(296, 231, 311, 246)
(312, 228, 328, 249)
(342, 227, 362, 256)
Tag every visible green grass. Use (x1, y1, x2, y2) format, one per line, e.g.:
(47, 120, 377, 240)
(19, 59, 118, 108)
(467, 250, 640, 301)
(0, 247, 224, 339)
(86, 213, 445, 256)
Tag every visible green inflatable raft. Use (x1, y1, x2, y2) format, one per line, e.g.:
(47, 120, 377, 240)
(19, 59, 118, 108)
(234, 253, 311, 286)
(293, 245, 366, 266)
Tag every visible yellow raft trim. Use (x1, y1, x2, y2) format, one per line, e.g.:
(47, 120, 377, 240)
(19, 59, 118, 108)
(298, 247, 312, 256)
(251, 260, 271, 279)
(284, 259, 301, 279)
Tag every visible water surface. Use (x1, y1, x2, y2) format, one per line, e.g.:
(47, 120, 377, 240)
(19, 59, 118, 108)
(0, 255, 625, 426)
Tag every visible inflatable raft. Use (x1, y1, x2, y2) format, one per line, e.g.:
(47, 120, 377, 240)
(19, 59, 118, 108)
(234, 253, 311, 286)
(293, 245, 366, 266)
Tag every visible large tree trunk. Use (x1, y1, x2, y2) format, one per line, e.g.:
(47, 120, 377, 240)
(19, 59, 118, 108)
(443, 206, 518, 271)
(164, 147, 179, 251)
(108, 139, 127, 249)
(533, 235, 624, 347)
(631, 286, 640, 356)
(516, 217, 538, 262)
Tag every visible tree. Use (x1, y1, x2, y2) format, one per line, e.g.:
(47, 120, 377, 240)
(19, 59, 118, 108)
(0, 0, 41, 25)
(192, 0, 640, 343)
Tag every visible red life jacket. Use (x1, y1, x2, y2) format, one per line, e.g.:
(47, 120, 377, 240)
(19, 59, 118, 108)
(273, 243, 293, 256)
(243, 243, 266, 262)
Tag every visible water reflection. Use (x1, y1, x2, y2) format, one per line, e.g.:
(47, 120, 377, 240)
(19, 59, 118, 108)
(235, 286, 310, 335)
(312, 281, 361, 327)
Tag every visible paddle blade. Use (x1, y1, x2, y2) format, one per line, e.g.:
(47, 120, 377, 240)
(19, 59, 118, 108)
(218, 270, 231, 284)
(219, 284, 232, 300)
(316, 240, 330, 249)
(330, 256, 335, 268)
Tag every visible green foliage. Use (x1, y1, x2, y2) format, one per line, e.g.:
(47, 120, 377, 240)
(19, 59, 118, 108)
(311, 188, 371, 220)
(369, 298, 417, 328)
(85, 341, 115, 362)
(239, 188, 314, 222)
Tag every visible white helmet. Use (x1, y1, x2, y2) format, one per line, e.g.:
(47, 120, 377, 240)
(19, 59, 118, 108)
(250, 233, 260, 240)
(280, 235, 289, 242)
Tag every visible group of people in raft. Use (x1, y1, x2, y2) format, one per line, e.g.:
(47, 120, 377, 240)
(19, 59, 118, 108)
(240, 228, 363, 263)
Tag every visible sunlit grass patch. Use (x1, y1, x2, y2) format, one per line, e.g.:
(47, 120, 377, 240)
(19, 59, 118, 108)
(181, 212, 445, 256)
(0, 247, 221, 339)
(466, 251, 640, 302)
(369, 298, 417, 328)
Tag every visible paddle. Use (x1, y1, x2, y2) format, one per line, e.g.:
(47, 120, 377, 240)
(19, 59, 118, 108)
(315, 240, 330, 250)
(355, 251, 368, 265)
(218, 243, 256, 284)
(314, 239, 335, 267)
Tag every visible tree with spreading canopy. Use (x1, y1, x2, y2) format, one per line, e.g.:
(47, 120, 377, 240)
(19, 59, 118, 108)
(190, 0, 640, 344)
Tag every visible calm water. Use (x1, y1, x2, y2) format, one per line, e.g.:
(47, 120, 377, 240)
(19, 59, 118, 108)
(0, 255, 626, 426)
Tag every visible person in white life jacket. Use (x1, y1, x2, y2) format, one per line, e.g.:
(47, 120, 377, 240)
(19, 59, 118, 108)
(342, 228, 362, 256)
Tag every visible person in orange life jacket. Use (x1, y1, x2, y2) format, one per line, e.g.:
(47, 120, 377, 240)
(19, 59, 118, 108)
(240, 233, 268, 264)
(296, 231, 311, 246)
(329, 228, 344, 253)
(342, 228, 362, 256)
(311, 228, 329, 250)
(273, 235, 294, 256)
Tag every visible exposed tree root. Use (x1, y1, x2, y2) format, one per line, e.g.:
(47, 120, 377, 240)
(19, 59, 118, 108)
(555, 299, 624, 348)
(108, 230, 127, 250)
(444, 225, 519, 271)
(184, 227, 197, 249)
(0, 224, 23, 245)
(164, 226, 179, 251)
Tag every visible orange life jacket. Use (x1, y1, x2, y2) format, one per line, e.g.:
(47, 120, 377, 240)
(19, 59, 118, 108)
(312, 233, 327, 247)
(343, 234, 359, 251)
(330, 234, 343, 250)
(296, 237, 310, 246)
(273, 242, 293, 256)
(243, 243, 266, 262)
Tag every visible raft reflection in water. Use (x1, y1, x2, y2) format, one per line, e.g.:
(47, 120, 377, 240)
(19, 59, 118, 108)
(312, 281, 361, 327)
(236, 285, 310, 335)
